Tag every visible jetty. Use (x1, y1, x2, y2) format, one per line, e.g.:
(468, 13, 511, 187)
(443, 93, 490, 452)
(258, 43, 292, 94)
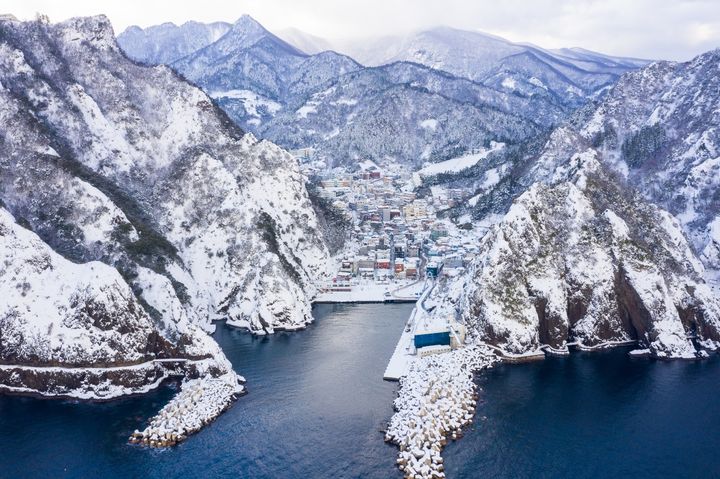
(129, 372, 244, 447)
(385, 345, 497, 479)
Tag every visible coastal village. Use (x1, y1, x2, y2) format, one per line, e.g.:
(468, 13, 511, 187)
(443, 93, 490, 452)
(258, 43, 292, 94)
(305, 158, 480, 301)
(300, 156, 483, 378)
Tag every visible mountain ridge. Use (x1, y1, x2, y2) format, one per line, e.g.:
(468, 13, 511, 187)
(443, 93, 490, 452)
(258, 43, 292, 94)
(426, 48, 720, 359)
(117, 17, 647, 166)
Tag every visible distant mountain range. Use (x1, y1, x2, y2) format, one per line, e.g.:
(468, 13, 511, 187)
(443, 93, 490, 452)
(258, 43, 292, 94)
(333, 27, 649, 94)
(117, 16, 649, 166)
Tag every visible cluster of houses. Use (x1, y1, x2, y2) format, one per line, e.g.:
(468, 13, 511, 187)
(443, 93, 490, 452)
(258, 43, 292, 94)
(309, 161, 483, 290)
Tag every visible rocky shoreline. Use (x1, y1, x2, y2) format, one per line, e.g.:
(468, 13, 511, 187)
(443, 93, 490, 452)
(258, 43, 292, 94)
(0, 361, 172, 400)
(384, 337, 717, 479)
(129, 372, 245, 447)
(386, 345, 497, 479)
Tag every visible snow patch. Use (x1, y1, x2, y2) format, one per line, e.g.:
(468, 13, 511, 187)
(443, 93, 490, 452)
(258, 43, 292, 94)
(418, 142, 504, 178)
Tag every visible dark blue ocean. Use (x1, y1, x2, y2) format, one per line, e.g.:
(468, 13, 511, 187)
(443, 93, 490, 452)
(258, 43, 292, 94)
(443, 347, 720, 479)
(1, 303, 719, 478)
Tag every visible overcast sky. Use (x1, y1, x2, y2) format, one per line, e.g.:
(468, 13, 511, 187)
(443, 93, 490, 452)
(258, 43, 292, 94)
(3, 0, 719, 60)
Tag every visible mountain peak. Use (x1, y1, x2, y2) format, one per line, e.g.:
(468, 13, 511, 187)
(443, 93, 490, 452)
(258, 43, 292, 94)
(219, 14, 305, 56)
(232, 14, 266, 33)
(218, 14, 272, 48)
(56, 15, 117, 47)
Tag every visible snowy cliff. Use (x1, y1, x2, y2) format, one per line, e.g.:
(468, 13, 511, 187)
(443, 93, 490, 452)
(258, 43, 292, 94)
(0, 206, 235, 398)
(0, 15, 331, 399)
(438, 151, 720, 358)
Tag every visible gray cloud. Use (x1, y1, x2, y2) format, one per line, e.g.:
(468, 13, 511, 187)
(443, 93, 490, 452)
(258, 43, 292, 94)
(4, 0, 719, 60)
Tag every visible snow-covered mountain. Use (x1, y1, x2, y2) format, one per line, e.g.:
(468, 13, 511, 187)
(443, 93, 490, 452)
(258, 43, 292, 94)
(259, 61, 561, 166)
(573, 50, 720, 284)
(168, 16, 361, 108)
(434, 152, 720, 358)
(337, 26, 649, 102)
(119, 16, 619, 166)
(0, 15, 330, 399)
(428, 50, 720, 359)
(119, 20, 231, 65)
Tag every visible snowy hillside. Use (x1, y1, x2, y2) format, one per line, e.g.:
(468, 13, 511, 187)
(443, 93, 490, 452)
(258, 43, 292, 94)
(117, 16, 641, 166)
(119, 21, 231, 64)
(458, 50, 720, 288)
(572, 50, 720, 284)
(434, 152, 720, 358)
(416, 142, 505, 178)
(260, 63, 553, 167)
(0, 15, 331, 399)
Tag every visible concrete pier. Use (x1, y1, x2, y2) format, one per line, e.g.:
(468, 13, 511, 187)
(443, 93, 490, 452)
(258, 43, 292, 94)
(383, 307, 418, 380)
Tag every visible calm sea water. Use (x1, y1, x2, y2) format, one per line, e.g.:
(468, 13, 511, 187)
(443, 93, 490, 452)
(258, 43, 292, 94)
(443, 348, 720, 479)
(1, 305, 719, 479)
(0, 304, 410, 479)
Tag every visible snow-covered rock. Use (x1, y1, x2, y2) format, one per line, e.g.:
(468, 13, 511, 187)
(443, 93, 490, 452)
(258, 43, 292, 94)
(386, 345, 496, 479)
(129, 372, 244, 447)
(0, 207, 234, 399)
(437, 152, 720, 358)
(0, 14, 331, 420)
(0, 207, 156, 367)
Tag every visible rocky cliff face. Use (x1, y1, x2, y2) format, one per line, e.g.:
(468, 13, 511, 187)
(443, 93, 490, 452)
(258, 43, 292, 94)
(437, 152, 720, 358)
(0, 206, 233, 398)
(0, 15, 330, 398)
(438, 54, 720, 357)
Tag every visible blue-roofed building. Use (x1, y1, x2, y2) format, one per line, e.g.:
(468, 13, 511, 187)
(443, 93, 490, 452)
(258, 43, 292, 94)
(413, 326, 451, 349)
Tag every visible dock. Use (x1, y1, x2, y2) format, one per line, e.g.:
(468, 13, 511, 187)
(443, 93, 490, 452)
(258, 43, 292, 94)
(383, 307, 418, 380)
(383, 279, 436, 380)
(313, 278, 424, 304)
